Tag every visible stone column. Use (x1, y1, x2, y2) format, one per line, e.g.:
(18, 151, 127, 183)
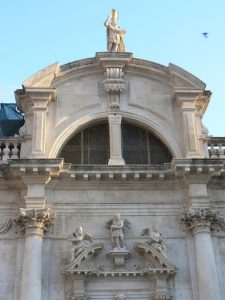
(181, 208, 222, 300)
(108, 113, 125, 166)
(15, 208, 54, 300)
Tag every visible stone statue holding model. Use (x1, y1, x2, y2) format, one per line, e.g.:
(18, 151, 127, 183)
(104, 9, 126, 52)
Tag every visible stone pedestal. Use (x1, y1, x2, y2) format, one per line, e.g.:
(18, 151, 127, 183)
(109, 247, 130, 267)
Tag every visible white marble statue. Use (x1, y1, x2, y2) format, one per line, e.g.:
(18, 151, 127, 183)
(111, 213, 124, 248)
(104, 9, 126, 52)
(69, 227, 93, 260)
(142, 225, 166, 257)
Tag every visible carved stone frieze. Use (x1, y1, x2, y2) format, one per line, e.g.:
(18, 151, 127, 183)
(180, 208, 225, 232)
(0, 217, 12, 234)
(14, 207, 55, 236)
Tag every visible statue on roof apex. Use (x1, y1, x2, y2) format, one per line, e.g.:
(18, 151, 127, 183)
(104, 9, 126, 52)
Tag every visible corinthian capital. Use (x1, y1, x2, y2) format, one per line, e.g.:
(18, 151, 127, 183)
(15, 208, 55, 236)
(180, 208, 225, 232)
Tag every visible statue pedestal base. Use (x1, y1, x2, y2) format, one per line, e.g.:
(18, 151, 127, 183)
(108, 247, 130, 267)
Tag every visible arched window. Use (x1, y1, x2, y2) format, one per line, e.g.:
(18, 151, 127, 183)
(59, 122, 109, 164)
(59, 121, 172, 165)
(122, 123, 172, 164)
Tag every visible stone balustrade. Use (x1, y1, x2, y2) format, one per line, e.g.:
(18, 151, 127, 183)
(0, 138, 21, 161)
(208, 137, 225, 158)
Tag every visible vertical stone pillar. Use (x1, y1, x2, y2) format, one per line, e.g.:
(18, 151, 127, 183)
(71, 275, 87, 300)
(108, 113, 125, 165)
(15, 208, 54, 300)
(153, 274, 171, 300)
(25, 88, 55, 158)
(181, 208, 222, 300)
(174, 89, 211, 158)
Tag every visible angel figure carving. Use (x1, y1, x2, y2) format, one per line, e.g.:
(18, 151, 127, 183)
(106, 213, 131, 249)
(68, 227, 93, 261)
(142, 225, 166, 257)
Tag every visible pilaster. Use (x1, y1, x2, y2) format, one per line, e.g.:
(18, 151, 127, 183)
(174, 89, 211, 158)
(25, 88, 55, 158)
(108, 113, 125, 165)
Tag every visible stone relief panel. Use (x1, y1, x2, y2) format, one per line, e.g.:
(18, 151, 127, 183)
(63, 214, 176, 300)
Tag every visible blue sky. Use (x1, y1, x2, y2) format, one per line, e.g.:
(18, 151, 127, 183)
(0, 0, 224, 136)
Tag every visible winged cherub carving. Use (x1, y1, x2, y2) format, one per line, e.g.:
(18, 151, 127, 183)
(68, 227, 93, 261)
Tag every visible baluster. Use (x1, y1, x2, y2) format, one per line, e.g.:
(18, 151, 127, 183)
(209, 145, 218, 158)
(218, 144, 225, 159)
(11, 142, 19, 158)
(2, 142, 10, 162)
(0, 143, 3, 161)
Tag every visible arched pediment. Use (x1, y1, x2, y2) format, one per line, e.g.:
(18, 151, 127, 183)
(20, 53, 206, 90)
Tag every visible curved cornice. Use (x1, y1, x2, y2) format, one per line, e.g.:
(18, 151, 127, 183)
(22, 62, 59, 88)
(18, 53, 207, 90)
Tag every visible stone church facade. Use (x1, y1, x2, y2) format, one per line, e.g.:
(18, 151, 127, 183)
(0, 51, 225, 300)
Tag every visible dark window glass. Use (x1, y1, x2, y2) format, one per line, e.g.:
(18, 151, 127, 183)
(59, 123, 109, 165)
(122, 123, 172, 164)
(59, 121, 172, 165)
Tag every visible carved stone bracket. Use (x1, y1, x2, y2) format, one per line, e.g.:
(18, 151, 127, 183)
(103, 67, 126, 109)
(180, 208, 225, 232)
(14, 207, 55, 236)
(97, 52, 132, 110)
(0, 217, 12, 234)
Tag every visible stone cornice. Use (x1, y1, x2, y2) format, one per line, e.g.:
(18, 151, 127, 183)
(1, 159, 225, 184)
(172, 158, 225, 178)
(1, 158, 64, 181)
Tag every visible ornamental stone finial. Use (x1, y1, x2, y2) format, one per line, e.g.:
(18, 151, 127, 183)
(180, 208, 225, 232)
(15, 207, 55, 236)
(104, 9, 126, 52)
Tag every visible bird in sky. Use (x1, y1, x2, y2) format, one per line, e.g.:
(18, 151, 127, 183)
(202, 32, 209, 38)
